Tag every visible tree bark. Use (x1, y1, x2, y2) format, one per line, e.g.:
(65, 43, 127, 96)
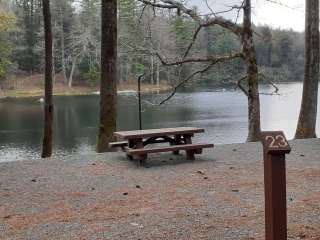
(150, 54, 154, 85)
(68, 51, 82, 88)
(68, 58, 76, 88)
(242, 0, 261, 142)
(60, 5, 68, 85)
(156, 61, 160, 86)
(41, 0, 54, 158)
(295, 0, 319, 139)
(167, 67, 171, 84)
(97, 0, 117, 152)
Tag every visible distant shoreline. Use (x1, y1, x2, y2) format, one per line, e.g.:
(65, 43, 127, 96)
(0, 83, 172, 99)
(0, 78, 304, 99)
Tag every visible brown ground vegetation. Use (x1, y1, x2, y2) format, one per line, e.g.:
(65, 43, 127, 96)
(0, 140, 319, 239)
(0, 73, 171, 98)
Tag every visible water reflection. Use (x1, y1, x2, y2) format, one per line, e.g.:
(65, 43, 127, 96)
(0, 83, 315, 162)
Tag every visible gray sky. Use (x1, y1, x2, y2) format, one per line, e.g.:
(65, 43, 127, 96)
(187, 0, 305, 31)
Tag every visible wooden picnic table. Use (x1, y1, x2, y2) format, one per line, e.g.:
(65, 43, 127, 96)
(112, 127, 213, 164)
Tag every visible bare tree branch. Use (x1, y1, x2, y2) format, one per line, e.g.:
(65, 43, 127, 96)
(200, 17, 242, 36)
(137, 0, 243, 36)
(258, 73, 280, 93)
(137, 0, 256, 106)
(237, 75, 249, 96)
(264, 0, 303, 11)
(156, 52, 244, 66)
(234, 0, 245, 23)
(183, 25, 202, 59)
(138, 4, 148, 24)
(159, 63, 216, 105)
(204, 0, 216, 17)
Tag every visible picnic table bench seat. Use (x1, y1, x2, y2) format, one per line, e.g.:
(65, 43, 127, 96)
(126, 143, 214, 161)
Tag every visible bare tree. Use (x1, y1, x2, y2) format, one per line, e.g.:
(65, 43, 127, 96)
(41, 0, 54, 158)
(59, 3, 68, 85)
(138, 0, 262, 141)
(242, 0, 261, 142)
(295, 0, 319, 139)
(97, 0, 118, 152)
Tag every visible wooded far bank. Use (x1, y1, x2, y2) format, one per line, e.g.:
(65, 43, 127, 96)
(0, 0, 307, 94)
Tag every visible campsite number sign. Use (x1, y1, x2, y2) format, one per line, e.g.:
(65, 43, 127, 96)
(261, 131, 291, 154)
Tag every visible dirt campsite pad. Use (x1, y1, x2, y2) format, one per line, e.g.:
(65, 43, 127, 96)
(0, 139, 319, 239)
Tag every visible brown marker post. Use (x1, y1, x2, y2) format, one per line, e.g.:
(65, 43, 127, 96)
(260, 131, 291, 240)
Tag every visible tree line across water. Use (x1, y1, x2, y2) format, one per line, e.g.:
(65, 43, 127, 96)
(0, 0, 305, 91)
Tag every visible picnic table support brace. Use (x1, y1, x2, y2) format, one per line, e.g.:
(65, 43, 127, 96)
(171, 135, 182, 155)
(135, 138, 147, 165)
(184, 134, 195, 160)
(126, 140, 135, 160)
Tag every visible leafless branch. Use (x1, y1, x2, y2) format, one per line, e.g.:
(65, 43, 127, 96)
(237, 75, 249, 96)
(236, 73, 280, 96)
(264, 0, 303, 11)
(234, 0, 245, 23)
(204, 0, 216, 17)
(258, 73, 280, 93)
(138, 4, 148, 25)
(200, 17, 242, 36)
(156, 52, 244, 66)
(159, 63, 216, 105)
(137, 0, 243, 36)
(137, 0, 251, 104)
(183, 25, 202, 59)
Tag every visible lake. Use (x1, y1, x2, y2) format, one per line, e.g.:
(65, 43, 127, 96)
(0, 83, 317, 162)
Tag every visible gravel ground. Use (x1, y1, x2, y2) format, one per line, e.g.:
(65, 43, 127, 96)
(0, 139, 319, 240)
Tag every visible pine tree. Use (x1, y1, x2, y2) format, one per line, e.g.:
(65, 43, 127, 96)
(13, 0, 42, 72)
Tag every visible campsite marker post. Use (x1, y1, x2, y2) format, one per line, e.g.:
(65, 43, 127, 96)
(260, 131, 291, 240)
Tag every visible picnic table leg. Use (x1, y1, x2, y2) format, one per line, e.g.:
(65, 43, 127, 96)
(126, 140, 135, 160)
(183, 134, 195, 160)
(171, 135, 181, 155)
(135, 138, 147, 165)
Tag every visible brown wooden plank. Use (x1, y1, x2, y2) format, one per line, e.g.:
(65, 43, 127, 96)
(114, 127, 205, 139)
(126, 143, 213, 155)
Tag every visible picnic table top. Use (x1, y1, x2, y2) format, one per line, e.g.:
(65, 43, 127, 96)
(114, 127, 205, 139)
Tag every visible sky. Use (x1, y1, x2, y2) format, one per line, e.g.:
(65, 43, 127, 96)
(187, 0, 305, 32)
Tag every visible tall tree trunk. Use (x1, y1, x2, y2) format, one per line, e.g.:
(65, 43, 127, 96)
(118, 60, 123, 85)
(41, 0, 53, 158)
(68, 59, 76, 88)
(60, 5, 68, 85)
(147, 6, 154, 85)
(167, 67, 171, 85)
(150, 55, 154, 85)
(156, 61, 160, 86)
(267, 43, 272, 67)
(52, 33, 56, 84)
(242, 0, 261, 142)
(97, 0, 117, 152)
(295, 0, 319, 139)
(68, 52, 82, 88)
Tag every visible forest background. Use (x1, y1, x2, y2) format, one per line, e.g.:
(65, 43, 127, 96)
(0, 0, 305, 96)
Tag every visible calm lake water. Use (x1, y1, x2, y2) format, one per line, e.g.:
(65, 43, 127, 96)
(0, 83, 318, 162)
